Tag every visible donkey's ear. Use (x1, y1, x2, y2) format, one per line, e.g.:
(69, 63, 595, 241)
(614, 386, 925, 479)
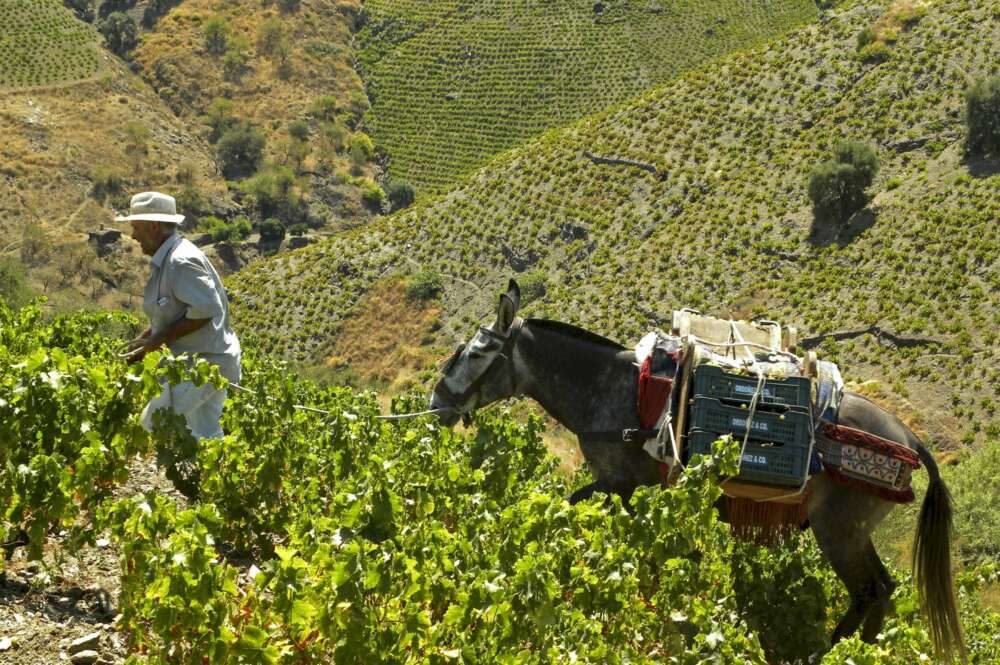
(496, 279, 520, 333)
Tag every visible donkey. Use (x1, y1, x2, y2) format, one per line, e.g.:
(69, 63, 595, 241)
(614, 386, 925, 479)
(430, 279, 965, 660)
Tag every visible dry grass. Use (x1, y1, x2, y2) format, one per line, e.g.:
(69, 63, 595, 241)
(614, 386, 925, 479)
(323, 278, 440, 388)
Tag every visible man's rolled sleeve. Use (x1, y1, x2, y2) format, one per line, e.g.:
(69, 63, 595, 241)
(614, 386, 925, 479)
(172, 259, 225, 321)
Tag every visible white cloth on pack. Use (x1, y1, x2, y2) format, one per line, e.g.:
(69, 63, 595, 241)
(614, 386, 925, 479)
(140, 233, 241, 441)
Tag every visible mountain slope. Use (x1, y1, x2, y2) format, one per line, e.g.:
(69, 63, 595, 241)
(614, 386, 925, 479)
(358, 0, 818, 195)
(230, 0, 1000, 448)
(0, 1, 231, 311)
(133, 0, 381, 230)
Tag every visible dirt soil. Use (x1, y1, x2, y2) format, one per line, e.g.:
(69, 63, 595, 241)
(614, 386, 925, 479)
(0, 456, 186, 664)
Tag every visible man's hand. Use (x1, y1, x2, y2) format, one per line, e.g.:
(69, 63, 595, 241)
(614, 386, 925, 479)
(119, 329, 162, 364)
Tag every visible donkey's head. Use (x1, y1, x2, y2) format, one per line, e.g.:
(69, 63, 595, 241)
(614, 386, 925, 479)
(430, 279, 523, 426)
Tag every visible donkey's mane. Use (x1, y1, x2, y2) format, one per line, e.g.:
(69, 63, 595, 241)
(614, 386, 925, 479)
(526, 319, 626, 351)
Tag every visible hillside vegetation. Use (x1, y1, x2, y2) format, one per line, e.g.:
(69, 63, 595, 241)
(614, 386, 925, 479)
(0, 0, 103, 89)
(357, 0, 818, 195)
(230, 0, 1000, 450)
(133, 0, 383, 231)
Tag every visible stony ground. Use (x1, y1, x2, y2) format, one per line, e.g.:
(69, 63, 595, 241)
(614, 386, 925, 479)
(0, 456, 184, 664)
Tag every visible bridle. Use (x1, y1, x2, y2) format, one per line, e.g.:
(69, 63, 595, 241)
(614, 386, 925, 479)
(435, 317, 524, 423)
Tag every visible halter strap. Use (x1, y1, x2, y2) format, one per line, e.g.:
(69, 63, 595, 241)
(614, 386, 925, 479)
(435, 318, 523, 409)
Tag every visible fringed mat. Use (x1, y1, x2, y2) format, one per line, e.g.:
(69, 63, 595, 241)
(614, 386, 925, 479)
(722, 495, 810, 546)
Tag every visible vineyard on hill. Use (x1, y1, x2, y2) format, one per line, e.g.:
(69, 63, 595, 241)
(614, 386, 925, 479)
(230, 0, 1000, 451)
(1, 301, 999, 663)
(0, 0, 102, 89)
(357, 0, 817, 194)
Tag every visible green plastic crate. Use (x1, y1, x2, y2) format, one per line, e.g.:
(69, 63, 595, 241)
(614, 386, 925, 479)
(692, 364, 811, 410)
(689, 396, 812, 446)
(686, 429, 809, 487)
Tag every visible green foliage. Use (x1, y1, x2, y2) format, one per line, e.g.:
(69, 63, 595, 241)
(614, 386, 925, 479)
(202, 15, 230, 55)
(965, 76, 1000, 156)
(2, 307, 999, 662)
(216, 121, 267, 178)
(258, 217, 286, 242)
(309, 94, 338, 121)
(518, 270, 549, 304)
(808, 140, 879, 224)
(0, 0, 103, 89)
(89, 166, 124, 202)
(385, 178, 415, 211)
(256, 17, 285, 57)
(0, 255, 31, 308)
(222, 39, 250, 83)
(203, 97, 236, 143)
(98, 11, 136, 56)
(204, 215, 252, 243)
(287, 120, 310, 141)
(358, 177, 385, 210)
(406, 270, 444, 301)
(239, 165, 301, 221)
(858, 40, 892, 63)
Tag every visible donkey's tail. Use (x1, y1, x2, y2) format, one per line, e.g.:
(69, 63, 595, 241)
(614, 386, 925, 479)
(911, 440, 966, 662)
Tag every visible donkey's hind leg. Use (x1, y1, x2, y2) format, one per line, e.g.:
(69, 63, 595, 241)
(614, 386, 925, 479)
(809, 479, 893, 644)
(861, 542, 897, 643)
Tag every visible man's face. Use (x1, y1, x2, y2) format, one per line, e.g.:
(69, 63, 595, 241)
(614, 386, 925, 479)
(130, 220, 164, 256)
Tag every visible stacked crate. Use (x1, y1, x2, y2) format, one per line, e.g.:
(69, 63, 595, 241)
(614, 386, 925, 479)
(685, 364, 813, 487)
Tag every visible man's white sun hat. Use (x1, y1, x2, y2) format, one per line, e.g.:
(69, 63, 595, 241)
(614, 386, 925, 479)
(115, 191, 185, 224)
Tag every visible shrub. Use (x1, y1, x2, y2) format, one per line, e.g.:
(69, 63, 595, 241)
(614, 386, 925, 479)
(350, 133, 376, 159)
(359, 178, 386, 210)
(99, 12, 137, 55)
(257, 18, 285, 57)
(239, 166, 301, 219)
(222, 40, 250, 82)
(807, 141, 879, 224)
(965, 76, 1000, 156)
(278, 0, 300, 12)
(518, 270, 548, 304)
(258, 218, 286, 242)
(203, 15, 230, 54)
(204, 216, 252, 243)
(204, 98, 236, 143)
(386, 179, 415, 211)
(216, 121, 266, 178)
(90, 167, 124, 202)
(309, 95, 338, 120)
(288, 120, 310, 141)
(406, 270, 444, 301)
(856, 27, 876, 51)
(0, 255, 31, 308)
(858, 40, 891, 63)
(288, 223, 308, 237)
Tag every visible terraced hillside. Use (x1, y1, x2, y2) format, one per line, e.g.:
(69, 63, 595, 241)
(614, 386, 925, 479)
(357, 0, 818, 195)
(0, 0, 103, 89)
(232, 0, 1000, 448)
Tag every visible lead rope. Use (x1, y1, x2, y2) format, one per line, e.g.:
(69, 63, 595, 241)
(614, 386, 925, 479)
(227, 382, 447, 420)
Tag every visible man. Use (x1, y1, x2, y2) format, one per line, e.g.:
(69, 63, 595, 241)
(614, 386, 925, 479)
(118, 191, 241, 441)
